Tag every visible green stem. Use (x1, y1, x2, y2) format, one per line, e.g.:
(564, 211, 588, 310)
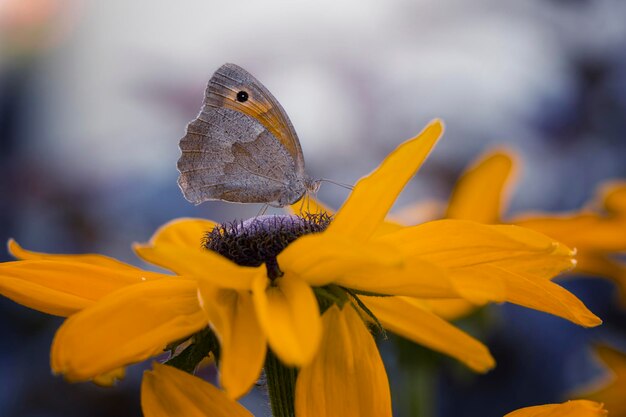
(395, 337, 437, 417)
(265, 350, 297, 417)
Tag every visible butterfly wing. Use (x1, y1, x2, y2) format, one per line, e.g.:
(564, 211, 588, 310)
(177, 64, 308, 206)
(177, 107, 306, 206)
(205, 63, 306, 174)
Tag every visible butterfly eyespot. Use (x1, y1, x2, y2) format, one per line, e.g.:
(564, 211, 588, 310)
(236, 91, 249, 103)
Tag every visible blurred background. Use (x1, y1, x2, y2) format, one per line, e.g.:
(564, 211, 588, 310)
(1, 0, 626, 416)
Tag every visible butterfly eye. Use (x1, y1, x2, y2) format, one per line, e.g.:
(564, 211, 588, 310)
(236, 91, 249, 103)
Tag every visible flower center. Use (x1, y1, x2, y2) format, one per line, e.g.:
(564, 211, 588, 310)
(203, 213, 332, 279)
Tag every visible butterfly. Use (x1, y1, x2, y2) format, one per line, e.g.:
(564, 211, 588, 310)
(177, 63, 319, 207)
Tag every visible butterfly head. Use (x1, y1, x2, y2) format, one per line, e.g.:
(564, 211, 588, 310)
(305, 177, 321, 194)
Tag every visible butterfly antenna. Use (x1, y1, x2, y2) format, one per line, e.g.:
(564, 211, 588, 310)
(319, 178, 354, 191)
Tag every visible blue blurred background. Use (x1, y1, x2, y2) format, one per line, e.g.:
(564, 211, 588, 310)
(1, 1, 625, 416)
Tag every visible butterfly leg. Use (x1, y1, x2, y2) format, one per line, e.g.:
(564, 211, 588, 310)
(257, 204, 270, 217)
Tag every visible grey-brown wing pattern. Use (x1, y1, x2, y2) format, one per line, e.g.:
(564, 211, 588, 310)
(177, 107, 306, 206)
(205, 63, 306, 175)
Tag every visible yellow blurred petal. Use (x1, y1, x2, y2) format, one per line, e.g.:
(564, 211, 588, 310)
(134, 244, 259, 290)
(288, 194, 333, 217)
(8, 239, 143, 271)
(327, 120, 443, 241)
(598, 181, 626, 216)
(446, 151, 516, 224)
(252, 274, 321, 366)
(295, 305, 391, 417)
(335, 258, 457, 299)
(0, 260, 164, 317)
(142, 363, 253, 417)
(576, 254, 626, 306)
(51, 279, 206, 381)
(421, 298, 480, 321)
(196, 282, 266, 399)
(380, 220, 574, 274)
(147, 218, 216, 249)
(503, 400, 607, 417)
(362, 296, 495, 372)
(515, 214, 626, 253)
(581, 345, 626, 416)
(279, 233, 403, 287)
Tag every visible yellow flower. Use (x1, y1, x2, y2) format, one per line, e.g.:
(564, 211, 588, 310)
(0, 120, 600, 416)
(578, 345, 626, 416)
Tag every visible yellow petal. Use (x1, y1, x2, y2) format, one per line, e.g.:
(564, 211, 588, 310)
(0, 260, 164, 317)
(278, 233, 403, 287)
(385, 220, 576, 300)
(580, 345, 626, 416)
(252, 274, 321, 366)
(598, 181, 626, 216)
(515, 214, 626, 253)
(380, 219, 574, 271)
(445, 151, 516, 224)
(280, 230, 456, 298)
(142, 363, 253, 417)
(288, 194, 333, 217)
(447, 265, 507, 303)
(380, 219, 574, 302)
(134, 244, 259, 290)
(362, 296, 495, 372)
(576, 254, 626, 306)
(471, 264, 601, 327)
(146, 218, 217, 249)
(196, 282, 266, 399)
(8, 239, 143, 271)
(295, 305, 392, 417)
(421, 298, 480, 321)
(380, 219, 600, 325)
(327, 120, 443, 241)
(503, 400, 607, 417)
(335, 258, 457, 299)
(51, 279, 206, 381)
